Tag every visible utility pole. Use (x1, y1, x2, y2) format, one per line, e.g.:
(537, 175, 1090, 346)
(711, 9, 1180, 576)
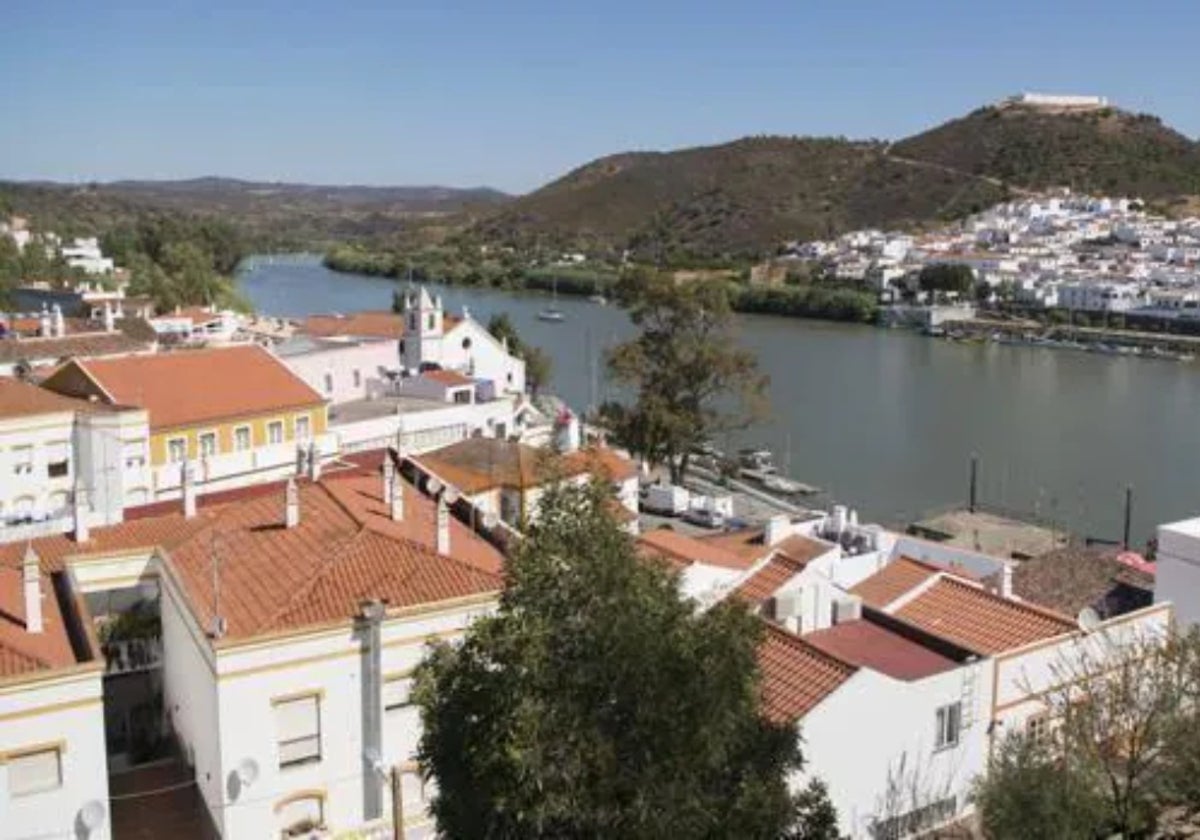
(1123, 484, 1134, 550)
(391, 765, 405, 840)
(968, 453, 979, 513)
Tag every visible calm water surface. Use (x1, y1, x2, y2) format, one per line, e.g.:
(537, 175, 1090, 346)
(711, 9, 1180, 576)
(239, 255, 1200, 543)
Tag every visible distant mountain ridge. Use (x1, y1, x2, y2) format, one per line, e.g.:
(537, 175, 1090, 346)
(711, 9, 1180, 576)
(473, 102, 1200, 260)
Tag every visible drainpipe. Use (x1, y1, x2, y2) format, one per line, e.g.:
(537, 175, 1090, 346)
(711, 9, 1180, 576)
(359, 599, 386, 822)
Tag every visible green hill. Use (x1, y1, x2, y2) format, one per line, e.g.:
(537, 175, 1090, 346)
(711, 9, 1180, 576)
(473, 103, 1200, 260)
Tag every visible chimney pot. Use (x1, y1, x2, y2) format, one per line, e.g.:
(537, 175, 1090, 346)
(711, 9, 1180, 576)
(23, 544, 43, 634)
(73, 482, 89, 543)
(182, 461, 197, 519)
(436, 495, 450, 554)
(307, 441, 321, 481)
(285, 477, 300, 528)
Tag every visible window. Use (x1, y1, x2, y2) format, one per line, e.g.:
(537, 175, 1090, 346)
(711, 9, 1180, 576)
(48, 459, 69, 478)
(323, 373, 333, 394)
(7, 746, 62, 797)
(275, 694, 321, 767)
(383, 676, 413, 712)
(409, 313, 417, 331)
(46, 441, 69, 478)
(199, 432, 217, 459)
(453, 389, 471, 404)
(11, 445, 33, 475)
(234, 426, 251, 452)
(461, 336, 471, 350)
(294, 415, 311, 441)
(1026, 712, 1053, 746)
(124, 439, 147, 469)
(276, 794, 324, 838)
(268, 421, 284, 445)
(167, 437, 187, 464)
(935, 702, 962, 750)
(427, 313, 435, 330)
(352, 369, 362, 388)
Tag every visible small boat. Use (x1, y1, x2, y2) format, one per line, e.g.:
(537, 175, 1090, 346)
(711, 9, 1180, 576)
(761, 474, 820, 496)
(588, 294, 607, 305)
(538, 277, 567, 322)
(737, 448, 777, 481)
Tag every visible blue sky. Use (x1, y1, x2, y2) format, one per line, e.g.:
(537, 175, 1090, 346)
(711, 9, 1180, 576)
(2, 0, 1197, 194)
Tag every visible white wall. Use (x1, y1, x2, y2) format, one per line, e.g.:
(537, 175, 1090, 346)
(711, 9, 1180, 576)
(282, 341, 399, 406)
(441, 320, 525, 395)
(1156, 519, 1200, 627)
(0, 410, 78, 530)
(802, 661, 990, 839)
(0, 669, 110, 840)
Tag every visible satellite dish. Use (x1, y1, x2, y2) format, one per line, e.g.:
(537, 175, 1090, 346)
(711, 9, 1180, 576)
(443, 485, 461, 504)
(80, 800, 107, 831)
(1077, 606, 1102, 633)
(482, 512, 500, 530)
(236, 757, 260, 787)
(426, 476, 443, 496)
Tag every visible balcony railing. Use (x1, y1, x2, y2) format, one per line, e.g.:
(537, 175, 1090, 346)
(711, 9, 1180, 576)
(103, 637, 163, 675)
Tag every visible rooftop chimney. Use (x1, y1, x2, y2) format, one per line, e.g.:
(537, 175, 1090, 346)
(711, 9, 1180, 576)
(382, 456, 396, 505)
(307, 441, 321, 481)
(436, 495, 450, 555)
(39, 305, 51, 338)
(182, 461, 197, 519)
(285, 477, 300, 528)
(23, 544, 42, 634)
(52, 304, 65, 338)
(103, 301, 115, 333)
(1001, 561, 1014, 599)
(763, 514, 792, 548)
(389, 465, 404, 523)
(73, 481, 89, 543)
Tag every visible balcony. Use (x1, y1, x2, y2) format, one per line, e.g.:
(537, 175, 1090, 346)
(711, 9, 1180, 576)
(103, 637, 163, 675)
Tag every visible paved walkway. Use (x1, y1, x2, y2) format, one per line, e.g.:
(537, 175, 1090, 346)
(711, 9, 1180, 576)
(110, 760, 218, 840)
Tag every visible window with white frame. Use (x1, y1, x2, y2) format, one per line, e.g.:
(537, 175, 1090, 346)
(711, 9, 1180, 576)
(167, 437, 187, 464)
(234, 426, 251, 452)
(1026, 712, 1053, 746)
(11, 445, 33, 475)
(199, 432, 217, 459)
(294, 415, 311, 440)
(352, 369, 362, 388)
(123, 439, 147, 469)
(323, 373, 334, 394)
(46, 440, 70, 478)
(7, 746, 62, 797)
(383, 675, 413, 713)
(935, 702, 962, 750)
(268, 421, 284, 445)
(275, 694, 321, 767)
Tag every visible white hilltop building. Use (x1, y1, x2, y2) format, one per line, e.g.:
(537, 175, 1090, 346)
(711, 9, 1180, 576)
(398, 287, 526, 394)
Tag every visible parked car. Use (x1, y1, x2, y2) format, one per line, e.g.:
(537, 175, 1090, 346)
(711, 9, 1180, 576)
(682, 507, 726, 529)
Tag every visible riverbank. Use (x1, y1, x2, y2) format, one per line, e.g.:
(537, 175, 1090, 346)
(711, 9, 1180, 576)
(322, 246, 878, 324)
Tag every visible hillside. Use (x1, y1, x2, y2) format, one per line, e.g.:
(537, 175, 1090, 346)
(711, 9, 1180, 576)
(0, 178, 510, 250)
(473, 103, 1200, 260)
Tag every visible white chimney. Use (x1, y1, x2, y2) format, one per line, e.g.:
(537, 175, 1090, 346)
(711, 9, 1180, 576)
(772, 590, 803, 635)
(52, 304, 65, 338)
(389, 465, 404, 523)
(763, 514, 791, 547)
(1001, 562, 1014, 599)
(436, 495, 450, 554)
(73, 481, 89, 543)
(285, 477, 300, 528)
(307, 441, 321, 481)
(103, 301, 115, 333)
(831, 505, 848, 536)
(23, 544, 43, 634)
(39, 305, 51, 337)
(182, 461, 197, 519)
(383, 456, 396, 504)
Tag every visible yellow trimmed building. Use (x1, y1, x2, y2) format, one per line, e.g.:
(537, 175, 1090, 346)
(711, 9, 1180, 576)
(42, 345, 328, 500)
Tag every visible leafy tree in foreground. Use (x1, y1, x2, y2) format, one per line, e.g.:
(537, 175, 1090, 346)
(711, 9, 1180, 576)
(604, 268, 767, 483)
(414, 480, 823, 839)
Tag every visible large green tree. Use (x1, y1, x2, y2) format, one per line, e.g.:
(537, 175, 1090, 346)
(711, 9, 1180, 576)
(604, 269, 767, 482)
(414, 480, 821, 839)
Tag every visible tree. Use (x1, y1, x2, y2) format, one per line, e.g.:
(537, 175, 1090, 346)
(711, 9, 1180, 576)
(414, 480, 817, 839)
(605, 269, 767, 483)
(971, 627, 1200, 838)
(917, 263, 975, 296)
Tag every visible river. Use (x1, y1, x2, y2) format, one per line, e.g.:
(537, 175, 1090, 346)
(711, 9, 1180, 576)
(238, 255, 1200, 544)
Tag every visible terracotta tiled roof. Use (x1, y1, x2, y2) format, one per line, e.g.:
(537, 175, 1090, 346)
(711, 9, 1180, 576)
(303, 311, 462, 340)
(417, 439, 632, 495)
(0, 567, 82, 678)
(758, 623, 857, 723)
(698, 529, 828, 568)
(638, 528, 753, 571)
(1013, 544, 1153, 618)
(423, 369, 474, 386)
(0, 332, 150, 364)
(0, 376, 99, 419)
(58, 345, 324, 430)
(850, 556, 942, 609)
(804, 618, 960, 681)
(731, 554, 808, 605)
(894, 578, 1076, 655)
(1, 470, 505, 645)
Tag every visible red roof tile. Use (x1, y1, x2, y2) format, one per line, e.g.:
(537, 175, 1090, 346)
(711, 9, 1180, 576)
(49, 345, 324, 430)
(0, 376, 99, 420)
(894, 578, 1076, 655)
(423, 369, 474, 386)
(758, 623, 857, 723)
(638, 528, 753, 572)
(731, 554, 808, 605)
(0, 567, 82, 678)
(303, 311, 462, 340)
(417, 439, 635, 495)
(804, 618, 960, 681)
(850, 556, 942, 609)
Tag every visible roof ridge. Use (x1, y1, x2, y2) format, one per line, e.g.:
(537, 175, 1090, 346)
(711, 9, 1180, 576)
(938, 576, 1075, 625)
